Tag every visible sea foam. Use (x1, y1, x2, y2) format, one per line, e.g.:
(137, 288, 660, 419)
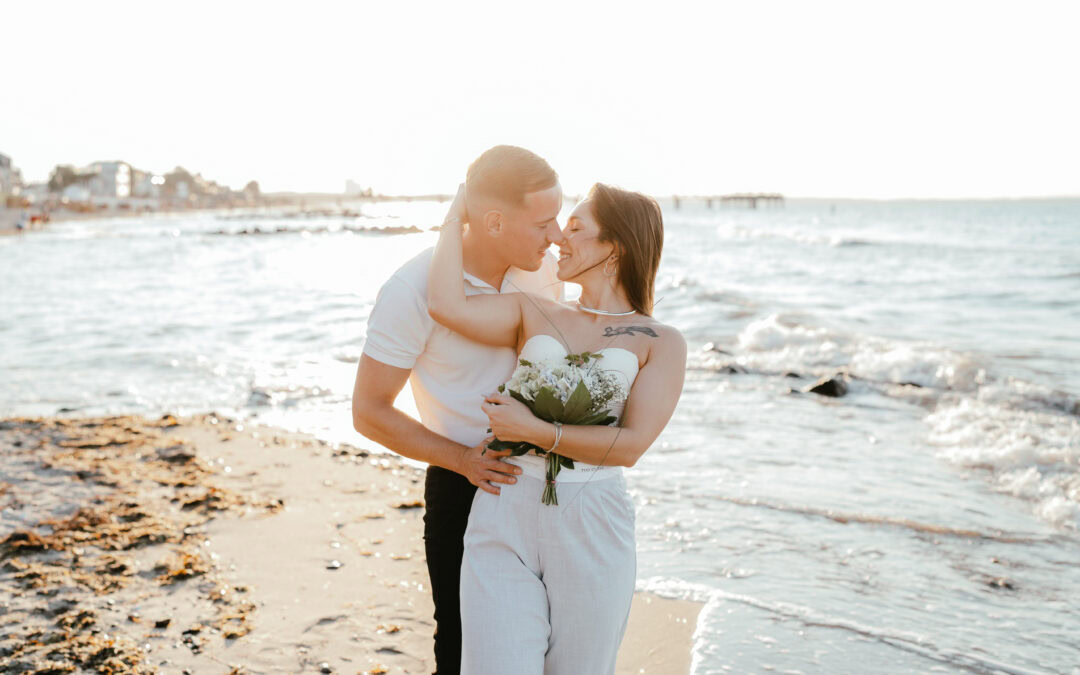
(730, 313, 985, 391)
(928, 388, 1080, 529)
(719, 313, 1080, 529)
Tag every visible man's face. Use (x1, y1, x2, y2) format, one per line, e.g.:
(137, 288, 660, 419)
(496, 183, 564, 272)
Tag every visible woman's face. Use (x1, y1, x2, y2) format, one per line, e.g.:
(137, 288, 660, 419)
(556, 199, 615, 282)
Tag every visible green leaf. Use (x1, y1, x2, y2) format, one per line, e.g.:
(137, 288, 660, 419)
(508, 390, 532, 406)
(565, 351, 605, 367)
(561, 380, 593, 422)
(558, 454, 575, 470)
(532, 387, 564, 422)
(488, 438, 542, 455)
(519, 358, 533, 367)
(510, 443, 543, 457)
(488, 438, 543, 457)
(576, 409, 617, 426)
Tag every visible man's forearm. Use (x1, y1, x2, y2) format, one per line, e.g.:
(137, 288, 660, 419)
(355, 403, 465, 473)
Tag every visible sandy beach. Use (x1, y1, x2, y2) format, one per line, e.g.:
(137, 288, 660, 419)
(0, 206, 107, 237)
(0, 207, 29, 235)
(0, 414, 700, 674)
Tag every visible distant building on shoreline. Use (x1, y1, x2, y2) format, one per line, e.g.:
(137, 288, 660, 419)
(345, 179, 373, 197)
(0, 152, 25, 202)
(32, 159, 262, 211)
(86, 161, 132, 199)
(131, 169, 165, 199)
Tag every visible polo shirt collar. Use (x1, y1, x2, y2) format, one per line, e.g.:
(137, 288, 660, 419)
(462, 270, 494, 290)
(463, 268, 521, 293)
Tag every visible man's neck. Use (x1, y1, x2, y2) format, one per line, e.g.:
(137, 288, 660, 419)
(461, 228, 511, 291)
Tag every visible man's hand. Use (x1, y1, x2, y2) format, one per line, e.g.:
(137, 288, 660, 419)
(455, 437, 521, 495)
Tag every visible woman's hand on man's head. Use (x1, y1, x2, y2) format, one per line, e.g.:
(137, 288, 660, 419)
(444, 183, 468, 228)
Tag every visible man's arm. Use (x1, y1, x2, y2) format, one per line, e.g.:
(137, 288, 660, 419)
(351, 354, 520, 495)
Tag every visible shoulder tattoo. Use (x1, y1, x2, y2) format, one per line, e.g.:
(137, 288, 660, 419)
(603, 325, 659, 338)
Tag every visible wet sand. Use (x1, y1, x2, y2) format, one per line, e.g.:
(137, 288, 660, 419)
(0, 414, 700, 674)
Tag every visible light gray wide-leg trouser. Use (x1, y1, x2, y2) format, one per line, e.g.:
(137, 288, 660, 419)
(459, 472, 636, 675)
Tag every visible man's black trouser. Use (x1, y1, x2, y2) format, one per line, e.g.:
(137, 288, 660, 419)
(423, 465, 477, 675)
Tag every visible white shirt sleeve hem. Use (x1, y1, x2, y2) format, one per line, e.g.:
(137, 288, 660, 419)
(361, 344, 417, 370)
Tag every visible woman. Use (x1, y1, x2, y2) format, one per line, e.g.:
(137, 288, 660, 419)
(428, 182, 686, 674)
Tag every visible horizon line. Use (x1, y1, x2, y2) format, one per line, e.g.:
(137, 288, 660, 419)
(265, 190, 1080, 203)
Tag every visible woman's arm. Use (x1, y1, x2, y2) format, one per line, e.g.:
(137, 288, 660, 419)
(427, 184, 523, 348)
(482, 328, 688, 467)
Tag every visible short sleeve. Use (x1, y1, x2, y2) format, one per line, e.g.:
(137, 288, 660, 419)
(362, 274, 432, 369)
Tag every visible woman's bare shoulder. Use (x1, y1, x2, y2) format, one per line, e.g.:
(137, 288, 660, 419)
(642, 319, 687, 360)
(618, 315, 683, 340)
(517, 292, 573, 315)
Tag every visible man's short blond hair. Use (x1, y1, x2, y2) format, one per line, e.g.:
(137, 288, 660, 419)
(465, 145, 558, 206)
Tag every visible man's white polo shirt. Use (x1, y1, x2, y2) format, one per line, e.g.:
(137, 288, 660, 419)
(363, 247, 563, 449)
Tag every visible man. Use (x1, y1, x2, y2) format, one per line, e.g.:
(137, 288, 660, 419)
(352, 145, 564, 674)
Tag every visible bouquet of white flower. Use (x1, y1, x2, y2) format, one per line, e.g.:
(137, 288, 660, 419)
(487, 351, 626, 505)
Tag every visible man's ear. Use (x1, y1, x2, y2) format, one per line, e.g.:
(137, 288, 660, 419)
(482, 209, 503, 236)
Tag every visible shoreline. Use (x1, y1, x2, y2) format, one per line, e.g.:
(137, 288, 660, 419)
(0, 192, 434, 237)
(0, 414, 701, 674)
(0, 203, 268, 237)
(0, 205, 173, 237)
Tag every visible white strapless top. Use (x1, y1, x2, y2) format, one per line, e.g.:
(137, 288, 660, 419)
(505, 334, 640, 482)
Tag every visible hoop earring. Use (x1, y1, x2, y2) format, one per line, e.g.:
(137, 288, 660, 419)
(603, 257, 617, 277)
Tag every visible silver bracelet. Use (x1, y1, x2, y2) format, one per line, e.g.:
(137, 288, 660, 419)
(550, 421, 563, 452)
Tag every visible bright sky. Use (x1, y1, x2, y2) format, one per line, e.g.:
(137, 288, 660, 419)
(3, 0, 1078, 198)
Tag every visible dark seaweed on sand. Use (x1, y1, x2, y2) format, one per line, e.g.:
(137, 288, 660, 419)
(0, 415, 276, 673)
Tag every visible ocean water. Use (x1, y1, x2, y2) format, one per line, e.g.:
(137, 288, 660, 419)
(2, 198, 1078, 673)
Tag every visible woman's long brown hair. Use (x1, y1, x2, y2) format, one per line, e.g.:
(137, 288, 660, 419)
(588, 183, 664, 315)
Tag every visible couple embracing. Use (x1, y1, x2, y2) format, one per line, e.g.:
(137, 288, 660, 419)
(352, 145, 686, 675)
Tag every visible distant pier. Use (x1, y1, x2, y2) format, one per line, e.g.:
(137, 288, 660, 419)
(670, 193, 785, 209)
(718, 193, 784, 208)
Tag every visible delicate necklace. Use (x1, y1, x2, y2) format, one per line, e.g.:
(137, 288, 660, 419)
(577, 302, 636, 316)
